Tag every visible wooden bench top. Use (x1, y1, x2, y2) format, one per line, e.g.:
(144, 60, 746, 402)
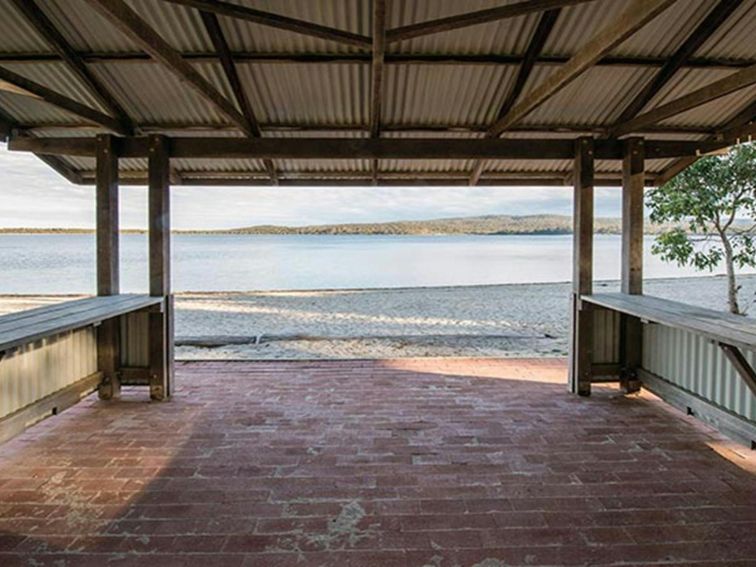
(582, 293, 756, 352)
(0, 294, 162, 352)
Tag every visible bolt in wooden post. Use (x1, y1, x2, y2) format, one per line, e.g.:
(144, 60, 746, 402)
(569, 137, 594, 396)
(620, 137, 644, 392)
(96, 134, 121, 400)
(148, 135, 173, 400)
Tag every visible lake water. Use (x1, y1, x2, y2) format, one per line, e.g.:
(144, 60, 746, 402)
(0, 233, 747, 294)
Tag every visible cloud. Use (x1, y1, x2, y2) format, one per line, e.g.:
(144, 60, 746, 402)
(0, 145, 624, 229)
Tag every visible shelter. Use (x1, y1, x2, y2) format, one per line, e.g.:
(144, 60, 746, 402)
(0, 0, 755, 443)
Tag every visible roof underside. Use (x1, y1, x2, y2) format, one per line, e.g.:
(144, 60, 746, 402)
(0, 0, 755, 186)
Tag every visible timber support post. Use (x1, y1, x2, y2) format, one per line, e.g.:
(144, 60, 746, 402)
(570, 136, 594, 396)
(620, 137, 645, 392)
(570, 137, 595, 396)
(148, 134, 173, 400)
(96, 134, 121, 400)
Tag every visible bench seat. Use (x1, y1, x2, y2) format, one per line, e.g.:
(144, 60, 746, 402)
(0, 294, 163, 353)
(582, 292, 756, 352)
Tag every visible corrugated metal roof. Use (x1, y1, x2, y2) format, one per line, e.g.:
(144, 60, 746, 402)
(384, 64, 518, 126)
(239, 63, 368, 125)
(0, 0, 752, 186)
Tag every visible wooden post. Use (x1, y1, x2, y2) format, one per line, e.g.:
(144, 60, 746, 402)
(148, 135, 173, 400)
(569, 137, 594, 396)
(620, 137, 644, 392)
(96, 134, 121, 399)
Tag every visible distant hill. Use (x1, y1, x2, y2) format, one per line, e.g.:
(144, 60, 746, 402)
(213, 215, 666, 236)
(0, 215, 676, 236)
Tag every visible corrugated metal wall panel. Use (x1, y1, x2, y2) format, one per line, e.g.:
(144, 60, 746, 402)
(121, 311, 149, 367)
(643, 323, 756, 421)
(592, 307, 621, 365)
(0, 328, 97, 420)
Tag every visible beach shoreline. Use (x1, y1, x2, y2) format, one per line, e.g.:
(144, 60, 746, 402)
(1, 274, 754, 360)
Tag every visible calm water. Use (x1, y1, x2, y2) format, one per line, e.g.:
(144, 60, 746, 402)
(0, 233, 746, 294)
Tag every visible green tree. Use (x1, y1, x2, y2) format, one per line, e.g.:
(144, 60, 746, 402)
(646, 143, 756, 315)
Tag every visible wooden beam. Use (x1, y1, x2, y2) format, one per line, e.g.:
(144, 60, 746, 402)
(621, 138, 644, 295)
(8, 135, 738, 160)
(639, 368, 756, 448)
(655, 99, 756, 185)
(96, 135, 120, 296)
(370, 0, 386, 185)
(489, 0, 678, 137)
(386, 0, 592, 43)
(469, 7, 561, 185)
(199, 10, 277, 184)
(613, 63, 756, 137)
(86, 0, 253, 137)
(613, 0, 743, 125)
(10, 0, 134, 135)
(161, 0, 371, 49)
(0, 66, 129, 134)
(570, 137, 594, 396)
(148, 135, 172, 401)
(620, 137, 644, 393)
(718, 343, 756, 397)
(1, 51, 754, 70)
(95, 134, 121, 401)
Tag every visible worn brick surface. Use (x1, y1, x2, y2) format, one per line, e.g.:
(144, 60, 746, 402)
(0, 358, 754, 566)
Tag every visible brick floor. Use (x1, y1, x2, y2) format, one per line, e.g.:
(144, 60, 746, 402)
(0, 358, 754, 566)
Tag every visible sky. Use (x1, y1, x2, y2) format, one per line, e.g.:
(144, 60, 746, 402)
(0, 144, 624, 230)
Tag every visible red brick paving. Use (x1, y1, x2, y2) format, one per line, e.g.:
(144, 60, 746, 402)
(0, 358, 754, 566)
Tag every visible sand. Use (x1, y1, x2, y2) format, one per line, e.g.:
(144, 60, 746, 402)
(1, 274, 754, 360)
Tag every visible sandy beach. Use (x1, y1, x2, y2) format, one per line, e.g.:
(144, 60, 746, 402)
(1, 274, 754, 360)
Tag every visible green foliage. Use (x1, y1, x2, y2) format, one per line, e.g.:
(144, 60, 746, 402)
(647, 143, 756, 270)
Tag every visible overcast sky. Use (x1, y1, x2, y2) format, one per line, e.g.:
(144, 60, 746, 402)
(0, 144, 624, 230)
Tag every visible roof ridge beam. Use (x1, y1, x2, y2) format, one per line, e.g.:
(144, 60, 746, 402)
(488, 0, 678, 137)
(161, 0, 371, 49)
(86, 0, 255, 137)
(0, 66, 129, 135)
(469, 7, 562, 185)
(10, 0, 134, 135)
(611, 63, 756, 137)
(198, 10, 278, 185)
(613, 0, 743, 126)
(385, 0, 594, 43)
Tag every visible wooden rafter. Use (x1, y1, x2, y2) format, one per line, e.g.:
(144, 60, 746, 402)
(0, 66, 129, 134)
(612, 63, 756, 137)
(488, 0, 678, 137)
(10, 0, 134, 135)
(655, 98, 756, 185)
(386, 0, 593, 43)
(469, 8, 561, 186)
(86, 0, 254, 137)
(1, 52, 753, 70)
(370, 0, 386, 185)
(612, 0, 743, 126)
(161, 0, 371, 49)
(199, 10, 278, 185)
